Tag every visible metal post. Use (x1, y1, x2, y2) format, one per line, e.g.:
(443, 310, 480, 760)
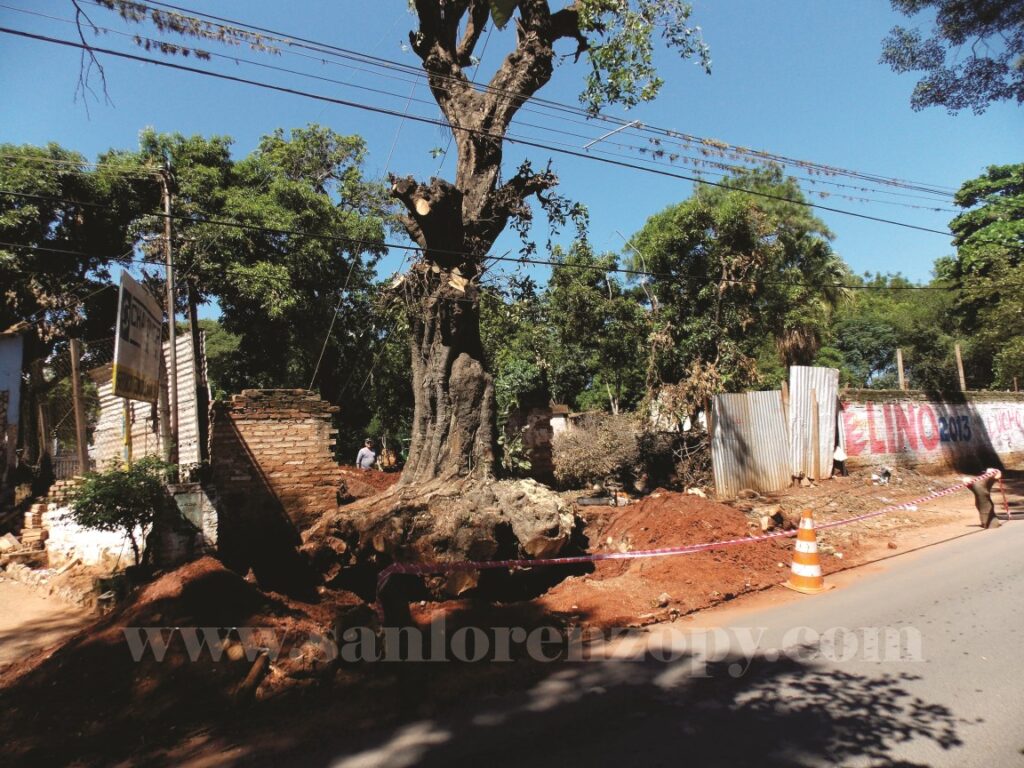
(955, 343, 967, 392)
(161, 164, 179, 463)
(896, 348, 906, 391)
(69, 339, 90, 476)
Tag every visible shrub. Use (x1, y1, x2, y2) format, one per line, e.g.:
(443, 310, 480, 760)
(67, 456, 174, 566)
(552, 412, 642, 489)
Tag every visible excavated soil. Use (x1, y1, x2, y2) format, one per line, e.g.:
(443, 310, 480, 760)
(0, 557, 363, 767)
(339, 465, 401, 499)
(542, 492, 849, 626)
(1, 468, 1008, 767)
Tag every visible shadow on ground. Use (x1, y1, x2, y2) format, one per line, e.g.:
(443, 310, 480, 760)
(119, 635, 972, 768)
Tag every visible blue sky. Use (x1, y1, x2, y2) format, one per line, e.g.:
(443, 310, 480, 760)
(1, 0, 1021, 317)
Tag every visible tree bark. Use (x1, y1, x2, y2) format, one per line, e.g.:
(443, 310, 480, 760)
(401, 272, 497, 484)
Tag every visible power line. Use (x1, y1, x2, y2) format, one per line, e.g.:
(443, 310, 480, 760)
(11, 0, 960, 204)
(0, 27, 957, 238)
(6, 0, 958, 207)
(1, 124, 957, 214)
(2, 189, 983, 293)
(4, 0, 965, 211)
(95, 0, 957, 197)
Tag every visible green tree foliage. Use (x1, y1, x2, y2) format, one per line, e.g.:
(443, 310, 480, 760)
(881, 0, 1024, 113)
(941, 162, 1024, 388)
(0, 142, 152, 348)
(480, 243, 648, 417)
(3, 127, 401, 450)
(134, 126, 390, 399)
(544, 242, 648, 412)
(628, 168, 846, 415)
(67, 456, 172, 566)
(824, 273, 959, 391)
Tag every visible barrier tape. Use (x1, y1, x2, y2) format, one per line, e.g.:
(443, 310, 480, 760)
(997, 476, 1012, 519)
(374, 468, 1003, 613)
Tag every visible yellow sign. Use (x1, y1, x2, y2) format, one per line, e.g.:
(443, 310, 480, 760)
(112, 272, 163, 403)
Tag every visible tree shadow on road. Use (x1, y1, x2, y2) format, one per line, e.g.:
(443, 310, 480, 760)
(292, 648, 969, 768)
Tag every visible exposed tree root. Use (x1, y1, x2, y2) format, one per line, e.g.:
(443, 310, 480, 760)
(301, 476, 576, 598)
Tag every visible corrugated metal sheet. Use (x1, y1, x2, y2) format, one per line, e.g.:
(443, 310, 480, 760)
(711, 390, 791, 498)
(788, 366, 840, 480)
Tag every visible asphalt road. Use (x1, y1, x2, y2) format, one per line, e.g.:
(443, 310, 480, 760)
(323, 521, 1024, 768)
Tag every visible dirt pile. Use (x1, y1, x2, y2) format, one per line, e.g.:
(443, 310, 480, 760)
(338, 465, 401, 500)
(0, 557, 362, 767)
(535, 491, 836, 626)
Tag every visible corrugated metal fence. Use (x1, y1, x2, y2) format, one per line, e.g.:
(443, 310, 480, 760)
(710, 366, 841, 497)
(788, 366, 839, 481)
(711, 390, 792, 498)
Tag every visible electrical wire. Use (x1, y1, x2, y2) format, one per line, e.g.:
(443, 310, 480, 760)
(45, 0, 959, 204)
(4, 189, 1000, 293)
(0, 27, 958, 238)
(90, 0, 958, 197)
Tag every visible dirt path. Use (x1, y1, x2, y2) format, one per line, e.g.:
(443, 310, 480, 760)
(0, 578, 91, 671)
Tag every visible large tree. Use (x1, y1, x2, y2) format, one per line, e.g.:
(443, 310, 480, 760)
(0, 142, 151, 346)
(628, 167, 847, 422)
(881, 0, 1024, 113)
(77, 0, 711, 592)
(940, 162, 1024, 388)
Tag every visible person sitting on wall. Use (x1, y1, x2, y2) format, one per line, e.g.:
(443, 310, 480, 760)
(356, 438, 377, 471)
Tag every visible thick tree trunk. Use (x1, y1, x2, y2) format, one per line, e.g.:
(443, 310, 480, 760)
(402, 278, 497, 484)
(301, 2, 587, 596)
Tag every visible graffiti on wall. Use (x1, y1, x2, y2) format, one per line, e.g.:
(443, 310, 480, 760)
(841, 399, 1024, 462)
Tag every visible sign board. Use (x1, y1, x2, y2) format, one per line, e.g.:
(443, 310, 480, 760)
(113, 272, 163, 403)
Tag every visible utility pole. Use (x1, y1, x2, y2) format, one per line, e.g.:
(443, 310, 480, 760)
(955, 343, 967, 392)
(160, 162, 178, 463)
(896, 348, 907, 391)
(69, 338, 90, 476)
(186, 276, 209, 463)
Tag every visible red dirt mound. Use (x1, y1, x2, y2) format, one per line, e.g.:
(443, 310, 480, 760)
(0, 557, 361, 767)
(339, 465, 401, 499)
(535, 491, 841, 626)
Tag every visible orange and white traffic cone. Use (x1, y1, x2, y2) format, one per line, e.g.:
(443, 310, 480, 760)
(783, 508, 833, 594)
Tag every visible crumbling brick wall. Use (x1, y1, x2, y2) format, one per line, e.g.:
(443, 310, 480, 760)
(211, 389, 342, 531)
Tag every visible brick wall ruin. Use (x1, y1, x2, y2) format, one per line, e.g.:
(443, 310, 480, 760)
(210, 389, 343, 532)
(209, 389, 340, 593)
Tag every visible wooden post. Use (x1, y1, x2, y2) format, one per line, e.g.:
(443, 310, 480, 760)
(955, 343, 967, 392)
(158, 359, 172, 462)
(123, 398, 133, 466)
(186, 276, 209, 464)
(896, 348, 906, 391)
(161, 164, 179, 464)
(69, 339, 90, 476)
(781, 380, 790, 424)
(705, 396, 715, 470)
(811, 387, 820, 481)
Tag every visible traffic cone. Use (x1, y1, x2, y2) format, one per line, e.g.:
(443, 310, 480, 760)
(783, 508, 833, 594)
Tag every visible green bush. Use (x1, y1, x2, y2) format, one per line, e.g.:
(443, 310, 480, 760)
(67, 457, 174, 566)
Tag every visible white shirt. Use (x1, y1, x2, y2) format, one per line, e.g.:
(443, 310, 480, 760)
(356, 447, 376, 469)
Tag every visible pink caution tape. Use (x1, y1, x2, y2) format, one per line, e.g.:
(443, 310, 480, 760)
(374, 468, 1002, 612)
